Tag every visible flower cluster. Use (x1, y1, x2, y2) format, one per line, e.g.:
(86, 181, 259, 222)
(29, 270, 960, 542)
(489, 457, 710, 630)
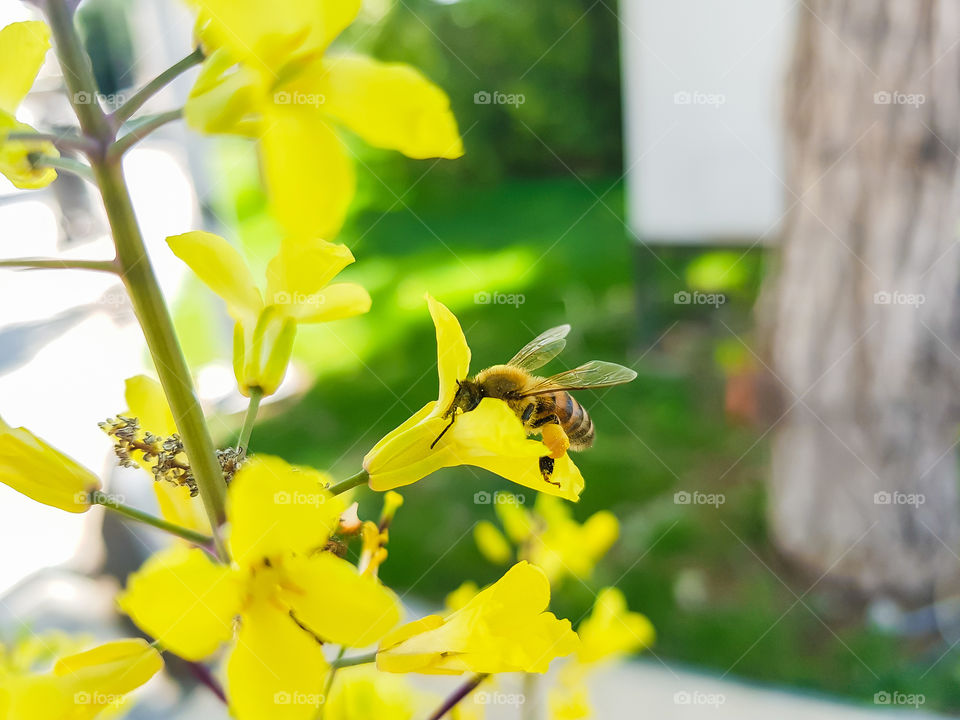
(0, 2, 646, 719)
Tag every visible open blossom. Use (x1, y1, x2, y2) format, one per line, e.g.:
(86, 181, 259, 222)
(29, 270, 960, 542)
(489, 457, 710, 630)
(0, 638, 163, 720)
(364, 296, 585, 501)
(119, 456, 400, 720)
(0, 416, 100, 512)
(168, 231, 370, 396)
(377, 561, 578, 675)
(184, 0, 463, 240)
(0, 21, 59, 189)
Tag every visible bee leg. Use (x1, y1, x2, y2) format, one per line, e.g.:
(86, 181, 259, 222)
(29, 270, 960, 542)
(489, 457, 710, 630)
(539, 456, 560, 487)
(538, 419, 570, 459)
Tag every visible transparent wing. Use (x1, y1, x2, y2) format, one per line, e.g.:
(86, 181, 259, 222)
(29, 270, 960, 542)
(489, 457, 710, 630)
(506, 324, 571, 371)
(519, 360, 637, 396)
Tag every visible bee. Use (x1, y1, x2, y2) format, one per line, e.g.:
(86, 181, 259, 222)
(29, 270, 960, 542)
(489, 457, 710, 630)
(430, 324, 637, 485)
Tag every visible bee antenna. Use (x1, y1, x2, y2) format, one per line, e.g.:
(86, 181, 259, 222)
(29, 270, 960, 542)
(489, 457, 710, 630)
(430, 414, 457, 449)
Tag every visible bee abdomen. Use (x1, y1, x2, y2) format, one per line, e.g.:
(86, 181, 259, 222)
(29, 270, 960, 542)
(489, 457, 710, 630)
(559, 393, 594, 451)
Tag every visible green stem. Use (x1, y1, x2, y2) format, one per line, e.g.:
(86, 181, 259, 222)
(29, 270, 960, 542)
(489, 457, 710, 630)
(426, 674, 489, 720)
(330, 651, 377, 670)
(45, 0, 229, 558)
(93, 157, 228, 557)
(316, 646, 347, 720)
(0, 258, 117, 272)
(111, 47, 204, 126)
(109, 109, 183, 160)
(31, 154, 95, 183)
(328, 469, 369, 496)
(91, 490, 213, 546)
(6, 131, 96, 154)
(237, 387, 263, 458)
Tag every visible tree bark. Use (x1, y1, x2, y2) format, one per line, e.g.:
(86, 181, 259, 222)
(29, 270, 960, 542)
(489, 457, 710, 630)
(760, 0, 960, 603)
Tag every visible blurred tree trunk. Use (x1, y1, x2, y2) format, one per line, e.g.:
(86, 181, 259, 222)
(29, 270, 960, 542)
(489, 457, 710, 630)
(759, 0, 960, 604)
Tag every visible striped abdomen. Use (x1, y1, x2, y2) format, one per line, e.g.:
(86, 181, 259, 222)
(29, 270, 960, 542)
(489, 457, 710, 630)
(529, 391, 595, 451)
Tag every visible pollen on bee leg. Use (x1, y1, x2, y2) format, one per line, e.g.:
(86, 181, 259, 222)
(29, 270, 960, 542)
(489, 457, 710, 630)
(541, 423, 570, 459)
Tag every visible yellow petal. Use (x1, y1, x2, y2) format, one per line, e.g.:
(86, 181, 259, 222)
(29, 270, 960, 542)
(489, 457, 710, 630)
(426, 295, 470, 410)
(377, 562, 577, 675)
(0, 21, 50, 114)
(184, 47, 265, 136)
(0, 115, 58, 189)
(232, 308, 298, 397)
(473, 521, 512, 564)
(577, 587, 654, 664)
(53, 638, 163, 691)
(325, 666, 421, 720)
(265, 237, 355, 306)
(123, 375, 176, 436)
(154, 481, 212, 536)
(227, 598, 329, 720)
(443, 581, 478, 614)
(494, 498, 534, 544)
(227, 455, 341, 566)
(192, 0, 360, 71)
(294, 54, 463, 159)
(118, 546, 243, 660)
(167, 231, 263, 317)
(260, 104, 354, 240)
(0, 422, 100, 512)
(295, 283, 371, 323)
(280, 553, 401, 647)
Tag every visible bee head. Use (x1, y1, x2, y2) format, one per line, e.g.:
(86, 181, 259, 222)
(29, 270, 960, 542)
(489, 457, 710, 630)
(431, 379, 483, 450)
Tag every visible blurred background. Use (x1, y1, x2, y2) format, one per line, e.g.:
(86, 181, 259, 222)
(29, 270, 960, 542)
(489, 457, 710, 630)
(2, 0, 960, 717)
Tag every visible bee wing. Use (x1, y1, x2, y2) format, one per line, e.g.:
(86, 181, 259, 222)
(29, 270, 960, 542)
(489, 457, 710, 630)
(506, 324, 571, 371)
(519, 360, 637, 396)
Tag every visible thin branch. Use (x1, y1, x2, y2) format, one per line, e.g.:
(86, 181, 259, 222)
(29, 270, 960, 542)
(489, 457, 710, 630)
(237, 387, 263, 459)
(111, 47, 204, 126)
(328, 469, 369, 496)
(109, 109, 183, 160)
(330, 652, 377, 670)
(426, 674, 489, 720)
(30, 154, 95, 183)
(91, 490, 214, 546)
(5, 130, 97, 155)
(0, 258, 117, 272)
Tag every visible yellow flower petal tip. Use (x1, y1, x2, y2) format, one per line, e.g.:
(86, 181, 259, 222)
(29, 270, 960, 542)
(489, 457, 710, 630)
(168, 230, 370, 397)
(377, 561, 577, 675)
(364, 296, 584, 502)
(0, 419, 100, 512)
(577, 587, 655, 664)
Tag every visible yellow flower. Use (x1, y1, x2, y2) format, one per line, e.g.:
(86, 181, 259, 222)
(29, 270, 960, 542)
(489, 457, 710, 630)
(0, 21, 59, 189)
(168, 231, 370, 396)
(324, 666, 420, 720)
(118, 455, 400, 720)
(443, 581, 479, 613)
(473, 521, 512, 565)
(121, 375, 211, 535)
(0, 416, 100, 512)
(377, 561, 577, 675)
(0, 638, 163, 720)
(576, 587, 654, 665)
(548, 665, 592, 720)
(184, 0, 463, 240)
(364, 296, 585, 501)
(524, 495, 618, 586)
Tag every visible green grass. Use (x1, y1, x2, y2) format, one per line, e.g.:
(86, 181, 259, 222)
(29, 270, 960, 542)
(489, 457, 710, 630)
(245, 176, 960, 713)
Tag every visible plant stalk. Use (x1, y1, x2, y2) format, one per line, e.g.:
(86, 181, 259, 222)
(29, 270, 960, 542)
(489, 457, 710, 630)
(237, 387, 263, 458)
(426, 674, 489, 720)
(92, 491, 213, 545)
(328, 469, 369, 496)
(111, 47, 204, 126)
